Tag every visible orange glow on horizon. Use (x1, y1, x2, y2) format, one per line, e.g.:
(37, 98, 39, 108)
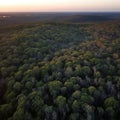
(0, 0, 120, 12)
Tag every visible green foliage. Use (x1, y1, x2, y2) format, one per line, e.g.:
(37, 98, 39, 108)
(82, 66, 91, 76)
(13, 108, 25, 120)
(15, 71, 23, 81)
(81, 94, 94, 104)
(88, 86, 96, 95)
(72, 100, 80, 111)
(48, 80, 62, 97)
(25, 81, 33, 90)
(0, 103, 13, 119)
(0, 21, 120, 120)
(75, 65, 82, 76)
(69, 113, 79, 120)
(104, 97, 118, 108)
(64, 81, 73, 89)
(72, 90, 81, 99)
(13, 82, 22, 92)
(65, 66, 73, 77)
(56, 96, 67, 109)
(105, 107, 115, 119)
(32, 66, 40, 78)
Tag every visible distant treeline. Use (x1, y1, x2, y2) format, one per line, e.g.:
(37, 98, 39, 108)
(0, 12, 120, 26)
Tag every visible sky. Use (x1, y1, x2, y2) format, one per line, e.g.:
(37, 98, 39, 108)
(0, 0, 120, 12)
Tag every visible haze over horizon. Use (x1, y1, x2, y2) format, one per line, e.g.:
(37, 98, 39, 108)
(0, 0, 120, 12)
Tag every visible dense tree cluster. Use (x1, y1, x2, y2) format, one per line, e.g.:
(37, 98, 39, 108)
(0, 21, 120, 120)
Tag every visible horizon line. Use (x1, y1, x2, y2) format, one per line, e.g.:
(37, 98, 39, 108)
(0, 11, 120, 13)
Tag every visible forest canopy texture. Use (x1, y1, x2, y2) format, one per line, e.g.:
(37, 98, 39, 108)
(0, 20, 120, 120)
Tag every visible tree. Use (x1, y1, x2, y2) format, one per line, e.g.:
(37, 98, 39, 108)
(72, 90, 81, 99)
(27, 91, 44, 119)
(72, 100, 80, 112)
(81, 94, 94, 104)
(15, 71, 23, 81)
(88, 86, 96, 95)
(65, 66, 73, 77)
(1, 67, 8, 77)
(69, 113, 79, 120)
(94, 71, 101, 78)
(25, 81, 33, 91)
(0, 103, 13, 119)
(104, 97, 118, 108)
(32, 66, 40, 79)
(13, 82, 22, 92)
(56, 96, 67, 119)
(96, 107, 104, 119)
(105, 107, 115, 119)
(82, 66, 92, 76)
(75, 65, 82, 76)
(13, 108, 25, 120)
(73, 84, 80, 91)
(64, 81, 73, 93)
(84, 104, 94, 120)
(60, 87, 67, 96)
(56, 96, 66, 109)
(48, 80, 62, 97)
(44, 105, 53, 120)
(52, 71, 62, 81)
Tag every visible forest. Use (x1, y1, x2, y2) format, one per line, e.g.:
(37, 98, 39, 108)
(0, 14, 120, 120)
